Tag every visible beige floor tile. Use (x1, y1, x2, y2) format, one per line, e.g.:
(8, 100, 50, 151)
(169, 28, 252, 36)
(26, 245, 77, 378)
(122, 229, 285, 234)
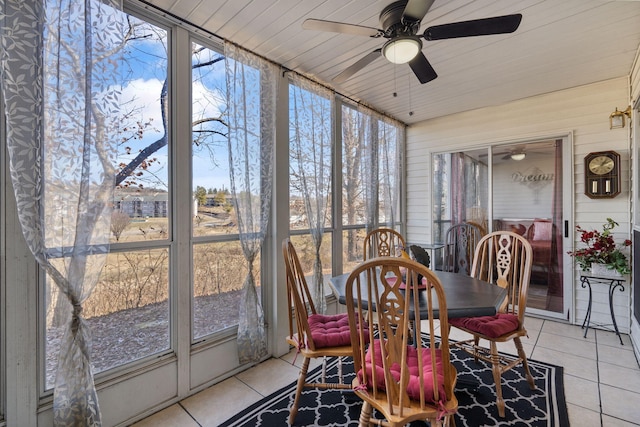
(279, 348, 324, 372)
(181, 377, 263, 427)
(129, 404, 199, 427)
(598, 342, 640, 369)
(541, 319, 596, 342)
(536, 331, 597, 358)
(598, 363, 640, 394)
(566, 403, 601, 426)
(278, 348, 298, 365)
(597, 329, 633, 347)
(563, 374, 600, 409)
(601, 414, 640, 426)
(531, 346, 598, 381)
(600, 384, 640, 424)
(524, 315, 545, 333)
(235, 357, 300, 396)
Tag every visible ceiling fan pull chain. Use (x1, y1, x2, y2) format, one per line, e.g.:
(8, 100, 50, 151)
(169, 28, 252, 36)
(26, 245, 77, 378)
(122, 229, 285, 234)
(408, 70, 413, 117)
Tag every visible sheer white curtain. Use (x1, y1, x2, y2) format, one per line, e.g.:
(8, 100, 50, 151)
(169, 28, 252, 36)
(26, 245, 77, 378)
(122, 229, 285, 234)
(289, 75, 333, 313)
(224, 42, 277, 364)
(357, 107, 378, 233)
(360, 108, 404, 233)
(1, 0, 123, 424)
(377, 116, 404, 228)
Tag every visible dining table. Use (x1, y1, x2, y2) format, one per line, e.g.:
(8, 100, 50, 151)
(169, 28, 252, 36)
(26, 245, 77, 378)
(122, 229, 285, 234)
(328, 270, 507, 320)
(329, 269, 508, 390)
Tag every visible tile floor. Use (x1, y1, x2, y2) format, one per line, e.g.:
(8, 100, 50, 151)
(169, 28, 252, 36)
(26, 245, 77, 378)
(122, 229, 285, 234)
(131, 317, 640, 426)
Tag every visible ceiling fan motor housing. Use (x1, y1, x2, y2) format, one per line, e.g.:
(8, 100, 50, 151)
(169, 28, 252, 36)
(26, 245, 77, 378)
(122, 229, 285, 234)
(380, 0, 421, 37)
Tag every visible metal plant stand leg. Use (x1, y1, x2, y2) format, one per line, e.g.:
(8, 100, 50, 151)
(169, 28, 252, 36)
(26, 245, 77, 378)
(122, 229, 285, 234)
(580, 276, 592, 338)
(608, 280, 625, 345)
(580, 274, 624, 345)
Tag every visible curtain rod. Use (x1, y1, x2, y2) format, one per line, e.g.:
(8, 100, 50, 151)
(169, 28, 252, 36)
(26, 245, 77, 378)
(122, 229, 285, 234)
(282, 69, 405, 126)
(133, 0, 406, 127)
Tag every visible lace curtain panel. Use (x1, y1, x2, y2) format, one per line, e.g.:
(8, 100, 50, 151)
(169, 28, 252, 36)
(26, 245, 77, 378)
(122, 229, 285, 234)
(378, 117, 403, 227)
(224, 42, 277, 364)
(289, 75, 333, 313)
(0, 0, 124, 425)
(355, 106, 378, 232)
(357, 106, 404, 233)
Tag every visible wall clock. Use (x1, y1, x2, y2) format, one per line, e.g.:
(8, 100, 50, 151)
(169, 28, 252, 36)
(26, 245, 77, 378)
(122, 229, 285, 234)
(584, 150, 620, 199)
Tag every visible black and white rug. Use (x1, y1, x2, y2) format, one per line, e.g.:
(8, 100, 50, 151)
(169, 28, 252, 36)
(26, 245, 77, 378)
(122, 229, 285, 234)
(220, 337, 569, 426)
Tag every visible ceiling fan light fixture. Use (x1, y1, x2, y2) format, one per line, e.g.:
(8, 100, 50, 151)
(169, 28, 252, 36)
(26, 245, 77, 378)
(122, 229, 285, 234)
(382, 36, 421, 64)
(510, 152, 526, 161)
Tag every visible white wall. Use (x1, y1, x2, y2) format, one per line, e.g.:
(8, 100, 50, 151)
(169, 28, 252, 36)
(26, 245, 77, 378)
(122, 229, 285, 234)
(492, 153, 555, 220)
(407, 77, 632, 329)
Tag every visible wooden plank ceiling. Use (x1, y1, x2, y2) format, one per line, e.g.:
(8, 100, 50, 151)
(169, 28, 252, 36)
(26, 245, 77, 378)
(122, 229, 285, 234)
(144, 0, 640, 125)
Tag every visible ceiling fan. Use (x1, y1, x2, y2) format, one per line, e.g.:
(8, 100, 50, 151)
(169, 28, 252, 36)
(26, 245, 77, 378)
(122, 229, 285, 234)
(302, 0, 522, 84)
(478, 147, 527, 161)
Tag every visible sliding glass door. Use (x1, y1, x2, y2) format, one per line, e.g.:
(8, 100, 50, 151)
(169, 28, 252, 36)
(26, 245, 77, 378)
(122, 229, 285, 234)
(433, 138, 571, 318)
(491, 140, 566, 315)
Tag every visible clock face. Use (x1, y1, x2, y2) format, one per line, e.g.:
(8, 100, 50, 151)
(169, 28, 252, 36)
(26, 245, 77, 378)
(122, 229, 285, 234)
(588, 155, 615, 175)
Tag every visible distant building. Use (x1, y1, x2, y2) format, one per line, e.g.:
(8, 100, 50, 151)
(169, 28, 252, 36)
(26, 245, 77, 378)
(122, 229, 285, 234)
(114, 190, 169, 218)
(114, 190, 234, 218)
(204, 193, 233, 207)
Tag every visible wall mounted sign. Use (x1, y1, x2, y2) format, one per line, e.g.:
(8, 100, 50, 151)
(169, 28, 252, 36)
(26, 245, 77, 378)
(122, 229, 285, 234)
(512, 166, 554, 204)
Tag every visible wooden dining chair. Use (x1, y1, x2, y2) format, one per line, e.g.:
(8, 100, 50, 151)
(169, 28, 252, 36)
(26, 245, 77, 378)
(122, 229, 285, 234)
(443, 222, 483, 275)
(449, 231, 535, 417)
(345, 256, 458, 427)
(363, 227, 406, 260)
(282, 238, 358, 425)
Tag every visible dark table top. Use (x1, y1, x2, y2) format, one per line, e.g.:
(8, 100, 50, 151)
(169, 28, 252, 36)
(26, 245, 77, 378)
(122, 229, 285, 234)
(328, 270, 507, 319)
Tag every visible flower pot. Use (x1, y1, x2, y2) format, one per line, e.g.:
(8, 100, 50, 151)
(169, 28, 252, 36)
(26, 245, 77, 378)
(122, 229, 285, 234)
(590, 263, 622, 277)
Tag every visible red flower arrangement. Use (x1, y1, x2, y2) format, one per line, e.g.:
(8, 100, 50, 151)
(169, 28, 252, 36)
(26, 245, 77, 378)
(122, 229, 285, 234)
(567, 218, 632, 275)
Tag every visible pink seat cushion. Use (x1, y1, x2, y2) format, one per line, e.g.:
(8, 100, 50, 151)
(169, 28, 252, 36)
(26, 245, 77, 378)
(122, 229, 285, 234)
(358, 339, 447, 403)
(307, 313, 353, 348)
(387, 276, 427, 290)
(449, 313, 519, 338)
(532, 220, 553, 241)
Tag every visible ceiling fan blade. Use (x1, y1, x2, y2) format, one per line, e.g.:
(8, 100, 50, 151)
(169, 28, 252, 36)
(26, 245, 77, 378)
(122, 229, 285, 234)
(402, 0, 435, 22)
(302, 19, 381, 37)
(423, 14, 522, 40)
(333, 49, 382, 84)
(408, 51, 437, 84)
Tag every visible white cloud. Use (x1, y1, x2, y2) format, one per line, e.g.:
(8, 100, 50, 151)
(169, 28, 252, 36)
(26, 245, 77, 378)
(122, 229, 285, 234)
(120, 77, 164, 126)
(192, 80, 224, 119)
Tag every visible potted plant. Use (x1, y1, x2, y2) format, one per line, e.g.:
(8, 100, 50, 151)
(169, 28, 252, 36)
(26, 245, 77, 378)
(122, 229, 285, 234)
(567, 218, 632, 276)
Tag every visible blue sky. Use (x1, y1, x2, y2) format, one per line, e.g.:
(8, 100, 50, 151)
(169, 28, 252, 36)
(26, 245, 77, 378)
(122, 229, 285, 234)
(117, 20, 230, 193)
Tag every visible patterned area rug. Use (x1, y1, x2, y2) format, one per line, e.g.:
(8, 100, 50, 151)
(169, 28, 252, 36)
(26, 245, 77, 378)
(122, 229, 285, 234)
(220, 336, 568, 426)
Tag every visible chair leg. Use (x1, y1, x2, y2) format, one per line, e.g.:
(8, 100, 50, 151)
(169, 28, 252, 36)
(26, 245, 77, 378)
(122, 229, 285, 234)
(489, 341, 506, 418)
(358, 401, 373, 427)
(514, 337, 536, 389)
(289, 357, 310, 425)
(473, 336, 480, 363)
(321, 356, 327, 383)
